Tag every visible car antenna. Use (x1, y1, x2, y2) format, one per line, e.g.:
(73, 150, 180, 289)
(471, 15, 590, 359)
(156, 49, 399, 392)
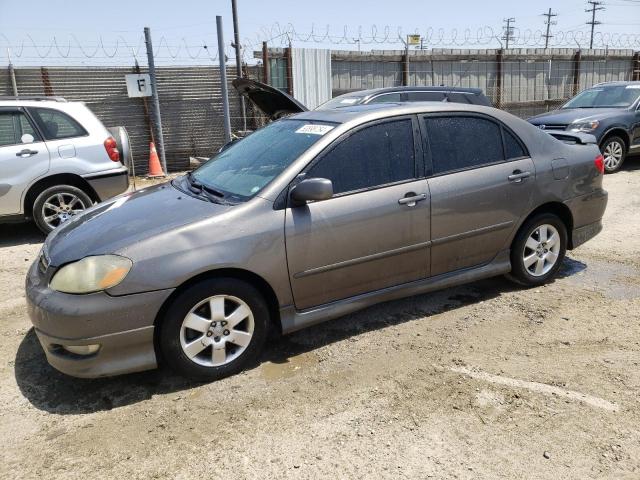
(442, 62, 472, 103)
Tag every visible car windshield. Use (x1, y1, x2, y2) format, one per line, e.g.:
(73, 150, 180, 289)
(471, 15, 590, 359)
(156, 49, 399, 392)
(191, 119, 337, 201)
(562, 85, 640, 109)
(315, 95, 365, 110)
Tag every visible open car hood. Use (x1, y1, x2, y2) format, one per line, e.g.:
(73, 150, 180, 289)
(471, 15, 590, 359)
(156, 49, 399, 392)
(233, 78, 307, 120)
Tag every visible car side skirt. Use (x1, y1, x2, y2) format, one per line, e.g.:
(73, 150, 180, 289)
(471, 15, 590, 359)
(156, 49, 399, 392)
(279, 249, 511, 334)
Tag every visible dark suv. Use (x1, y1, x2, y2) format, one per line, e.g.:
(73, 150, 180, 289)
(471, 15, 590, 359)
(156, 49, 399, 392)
(528, 81, 640, 172)
(233, 79, 491, 120)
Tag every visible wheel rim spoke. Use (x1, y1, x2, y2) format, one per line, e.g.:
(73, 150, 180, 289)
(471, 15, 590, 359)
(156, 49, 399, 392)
(183, 337, 208, 359)
(183, 312, 211, 333)
(546, 232, 558, 248)
(212, 345, 226, 365)
(209, 297, 225, 321)
(534, 258, 545, 275)
(525, 237, 539, 251)
(228, 330, 252, 348)
(524, 253, 538, 268)
(226, 304, 250, 328)
(546, 251, 558, 264)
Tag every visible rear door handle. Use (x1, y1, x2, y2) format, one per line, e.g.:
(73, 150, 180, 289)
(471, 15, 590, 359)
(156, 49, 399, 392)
(16, 149, 38, 157)
(508, 170, 531, 183)
(398, 193, 427, 207)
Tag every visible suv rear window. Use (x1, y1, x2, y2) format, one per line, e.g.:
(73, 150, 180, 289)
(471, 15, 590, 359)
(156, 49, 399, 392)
(29, 108, 87, 140)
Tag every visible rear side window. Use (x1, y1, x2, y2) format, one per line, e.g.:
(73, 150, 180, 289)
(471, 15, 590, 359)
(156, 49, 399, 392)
(504, 128, 527, 159)
(29, 108, 87, 140)
(406, 91, 446, 102)
(425, 116, 504, 174)
(308, 119, 415, 195)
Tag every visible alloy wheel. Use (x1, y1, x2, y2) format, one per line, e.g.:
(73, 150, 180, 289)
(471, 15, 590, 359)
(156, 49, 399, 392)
(179, 294, 255, 367)
(603, 140, 624, 171)
(522, 224, 561, 277)
(42, 192, 88, 229)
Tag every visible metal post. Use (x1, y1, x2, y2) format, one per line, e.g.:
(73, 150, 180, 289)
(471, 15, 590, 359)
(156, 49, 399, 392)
(496, 49, 503, 109)
(216, 16, 232, 144)
(231, 0, 246, 132)
(284, 45, 293, 96)
(403, 41, 410, 86)
(144, 27, 168, 175)
(7, 49, 18, 96)
(572, 49, 582, 96)
(633, 51, 640, 81)
(262, 41, 270, 84)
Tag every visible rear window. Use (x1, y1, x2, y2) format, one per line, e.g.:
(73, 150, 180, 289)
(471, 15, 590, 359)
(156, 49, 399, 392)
(29, 108, 87, 140)
(406, 91, 447, 102)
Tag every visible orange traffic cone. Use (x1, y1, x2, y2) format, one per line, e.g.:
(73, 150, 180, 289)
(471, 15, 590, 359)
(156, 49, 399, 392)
(147, 142, 165, 177)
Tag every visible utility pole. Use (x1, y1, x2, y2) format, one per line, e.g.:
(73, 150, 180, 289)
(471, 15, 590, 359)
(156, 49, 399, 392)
(216, 16, 232, 144)
(542, 8, 557, 49)
(502, 18, 516, 49)
(230, 0, 246, 132)
(144, 27, 168, 175)
(586, 1, 605, 50)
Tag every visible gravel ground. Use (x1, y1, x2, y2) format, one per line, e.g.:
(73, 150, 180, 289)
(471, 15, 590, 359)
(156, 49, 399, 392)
(1, 164, 639, 479)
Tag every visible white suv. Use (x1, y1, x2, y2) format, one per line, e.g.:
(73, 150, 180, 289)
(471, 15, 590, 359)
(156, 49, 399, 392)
(0, 97, 129, 233)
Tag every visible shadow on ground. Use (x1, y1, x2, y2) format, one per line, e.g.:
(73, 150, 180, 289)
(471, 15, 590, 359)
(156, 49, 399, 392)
(0, 222, 43, 248)
(15, 257, 585, 415)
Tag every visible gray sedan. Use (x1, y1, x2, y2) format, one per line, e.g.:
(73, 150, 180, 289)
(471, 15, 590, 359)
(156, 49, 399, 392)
(26, 102, 608, 380)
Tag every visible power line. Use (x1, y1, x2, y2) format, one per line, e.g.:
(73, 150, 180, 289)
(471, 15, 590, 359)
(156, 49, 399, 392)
(586, 1, 605, 49)
(502, 18, 516, 49)
(542, 8, 558, 49)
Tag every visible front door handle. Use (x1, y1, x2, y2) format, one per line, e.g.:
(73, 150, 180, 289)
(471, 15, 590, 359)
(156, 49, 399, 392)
(16, 149, 38, 157)
(508, 170, 531, 183)
(398, 192, 427, 207)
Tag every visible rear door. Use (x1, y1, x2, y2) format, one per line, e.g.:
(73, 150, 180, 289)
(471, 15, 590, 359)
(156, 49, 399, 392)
(285, 116, 430, 310)
(0, 108, 50, 216)
(422, 113, 535, 276)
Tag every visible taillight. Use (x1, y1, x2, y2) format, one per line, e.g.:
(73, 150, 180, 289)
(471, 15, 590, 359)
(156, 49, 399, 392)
(594, 154, 604, 174)
(104, 137, 120, 162)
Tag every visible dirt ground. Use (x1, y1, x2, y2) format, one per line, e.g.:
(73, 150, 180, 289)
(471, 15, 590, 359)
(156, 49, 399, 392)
(1, 163, 639, 480)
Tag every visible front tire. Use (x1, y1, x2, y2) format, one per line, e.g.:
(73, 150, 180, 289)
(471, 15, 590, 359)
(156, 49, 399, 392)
(507, 213, 567, 287)
(32, 185, 92, 234)
(159, 278, 269, 381)
(600, 136, 626, 173)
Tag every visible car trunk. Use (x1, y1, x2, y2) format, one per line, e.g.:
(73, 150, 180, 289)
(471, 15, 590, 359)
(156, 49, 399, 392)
(232, 79, 307, 120)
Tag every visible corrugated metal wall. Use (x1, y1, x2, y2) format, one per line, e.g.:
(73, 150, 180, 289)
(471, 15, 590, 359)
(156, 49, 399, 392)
(1, 66, 244, 174)
(291, 48, 332, 109)
(265, 47, 636, 118)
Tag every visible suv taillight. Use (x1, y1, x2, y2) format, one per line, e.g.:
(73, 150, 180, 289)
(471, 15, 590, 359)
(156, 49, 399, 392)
(594, 154, 604, 174)
(104, 137, 120, 162)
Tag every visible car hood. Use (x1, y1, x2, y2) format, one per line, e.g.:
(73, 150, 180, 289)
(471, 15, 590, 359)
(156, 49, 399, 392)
(528, 108, 624, 125)
(45, 181, 230, 266)
(233, 78, 307, 120)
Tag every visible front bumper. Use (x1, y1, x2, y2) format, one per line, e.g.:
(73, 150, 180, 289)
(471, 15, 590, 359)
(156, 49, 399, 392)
(25, 260, 174, 378)
(83, 167, 129, 202)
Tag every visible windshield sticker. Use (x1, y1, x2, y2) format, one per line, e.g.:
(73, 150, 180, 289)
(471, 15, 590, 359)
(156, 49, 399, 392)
(295, 124, 335, 135)
(626, 85, 640, 89)
(339, 98, 359, 104)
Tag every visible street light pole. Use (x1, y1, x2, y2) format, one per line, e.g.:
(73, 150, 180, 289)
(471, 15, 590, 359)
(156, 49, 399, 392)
(231, 0, 246, 132)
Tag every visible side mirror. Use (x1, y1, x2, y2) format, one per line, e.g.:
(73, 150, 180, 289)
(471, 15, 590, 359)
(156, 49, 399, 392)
(21, 133, 35, 144)
(289, 178, 333, 206)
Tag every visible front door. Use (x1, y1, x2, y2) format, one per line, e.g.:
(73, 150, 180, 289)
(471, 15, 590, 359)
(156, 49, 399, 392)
(0, 108, 50, 216)
(422, 114, 535, 276)
(285, 117, 430, 310)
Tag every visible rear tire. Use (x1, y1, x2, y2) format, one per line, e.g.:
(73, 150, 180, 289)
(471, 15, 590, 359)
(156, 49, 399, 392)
(600, 136, 626, 173)
(32, 184, 92, 234)
(507, 213, 567, 287)
(159, 278, 269, 382)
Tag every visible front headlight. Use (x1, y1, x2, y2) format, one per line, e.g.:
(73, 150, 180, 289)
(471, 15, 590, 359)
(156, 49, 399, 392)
(570, 120, 599, 132)
(50, 255, 132, 294)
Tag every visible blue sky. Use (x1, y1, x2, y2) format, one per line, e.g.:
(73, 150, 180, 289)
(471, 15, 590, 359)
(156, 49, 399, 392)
(1, 0, 638, 65)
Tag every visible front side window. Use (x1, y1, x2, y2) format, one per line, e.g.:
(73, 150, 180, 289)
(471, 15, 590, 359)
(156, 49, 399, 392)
(425, 116, 504, 174)
(0, 111, 41, 146)
(192, 119, 336, 200)
(307, 119, 415, 195)
(0, 113, 15, 147)
(29, 108, 87, 140)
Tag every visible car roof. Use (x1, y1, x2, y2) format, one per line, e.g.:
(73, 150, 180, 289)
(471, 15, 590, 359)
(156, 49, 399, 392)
(339, 86, 485, 97)
(591, 81, 640, 87)
(291, 101, 506, 125)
